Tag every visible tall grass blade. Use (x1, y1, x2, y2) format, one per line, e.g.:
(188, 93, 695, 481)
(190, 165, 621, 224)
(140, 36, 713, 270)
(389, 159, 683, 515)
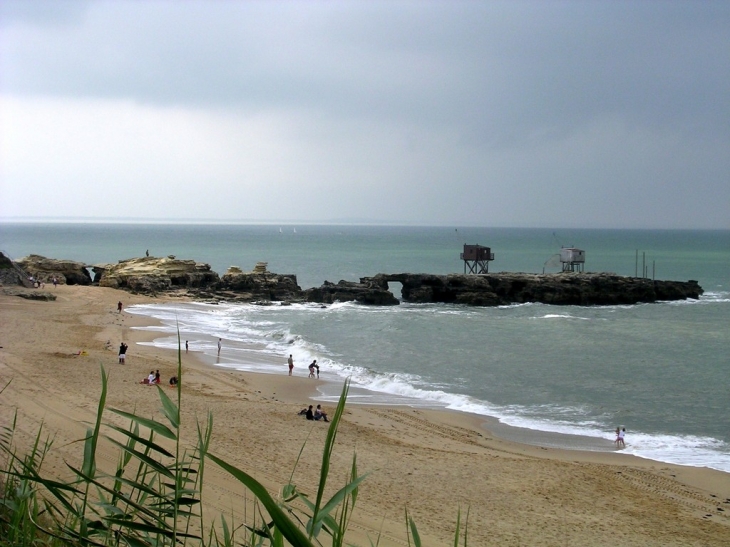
(309, 378, 350, 538)
(156, 384, 180, 430)
(452, 506, 461, 547)
(405, 508, 422, 547)
(108, 409, 177, 441)
(207, 453, 314, 547)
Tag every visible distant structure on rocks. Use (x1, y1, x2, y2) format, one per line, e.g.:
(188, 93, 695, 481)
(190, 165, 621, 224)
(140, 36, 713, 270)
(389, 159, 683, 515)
(560, 247, 586, 272)
(460, 244, 495, 274)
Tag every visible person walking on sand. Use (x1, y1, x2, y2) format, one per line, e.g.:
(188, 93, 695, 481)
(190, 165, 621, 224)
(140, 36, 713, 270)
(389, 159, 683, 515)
(288, 354, 294, 375)
(217, 338, 222, 356)
(117, 301, 123, 313)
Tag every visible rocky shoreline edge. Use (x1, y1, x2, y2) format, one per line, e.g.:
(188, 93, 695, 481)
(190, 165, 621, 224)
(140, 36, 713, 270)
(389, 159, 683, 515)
(1, 252, 703, 306)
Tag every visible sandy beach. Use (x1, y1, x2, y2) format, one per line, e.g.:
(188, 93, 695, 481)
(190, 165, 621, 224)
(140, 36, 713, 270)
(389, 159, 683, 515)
(1, 285, 729, 546)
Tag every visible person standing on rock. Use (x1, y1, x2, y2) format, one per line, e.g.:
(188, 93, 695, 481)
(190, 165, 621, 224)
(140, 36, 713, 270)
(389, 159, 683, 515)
(288, 354, 294, 375)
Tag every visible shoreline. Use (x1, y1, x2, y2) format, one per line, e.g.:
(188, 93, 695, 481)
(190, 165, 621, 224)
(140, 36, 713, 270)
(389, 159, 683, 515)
(2, 285, 730, 545)
(128, 303, 728, 471)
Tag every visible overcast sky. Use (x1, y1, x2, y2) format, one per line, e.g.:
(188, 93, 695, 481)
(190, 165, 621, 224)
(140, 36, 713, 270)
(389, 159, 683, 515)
(1, 0, 728, 228)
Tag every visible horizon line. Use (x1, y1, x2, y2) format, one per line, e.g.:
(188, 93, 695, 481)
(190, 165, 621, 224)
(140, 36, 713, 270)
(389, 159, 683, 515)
(0, 217, 728, 231)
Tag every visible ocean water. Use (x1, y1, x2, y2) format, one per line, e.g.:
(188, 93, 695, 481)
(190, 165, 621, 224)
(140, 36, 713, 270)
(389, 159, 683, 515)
(2, 223, 729, 471)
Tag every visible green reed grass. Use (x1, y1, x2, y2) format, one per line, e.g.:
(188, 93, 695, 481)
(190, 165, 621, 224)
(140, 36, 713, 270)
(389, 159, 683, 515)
(0, 337, 469, 546)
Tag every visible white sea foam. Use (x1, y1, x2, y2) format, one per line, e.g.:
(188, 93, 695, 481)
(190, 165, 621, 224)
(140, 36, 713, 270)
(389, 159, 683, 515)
(534, 314, 591, 320)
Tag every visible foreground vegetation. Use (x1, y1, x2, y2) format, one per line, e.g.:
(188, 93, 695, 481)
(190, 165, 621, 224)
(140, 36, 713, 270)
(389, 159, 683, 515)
(0, 344, 468, 546)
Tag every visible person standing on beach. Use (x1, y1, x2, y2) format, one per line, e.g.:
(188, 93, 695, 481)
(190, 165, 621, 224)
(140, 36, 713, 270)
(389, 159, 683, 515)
(288, 354, 294, 375)
(185, 340, 189, 353)
(217, 338, 222, 356)
(118, 342, 128, 364)
(618, 427, 626, 448)
(117, 301, 123, 313)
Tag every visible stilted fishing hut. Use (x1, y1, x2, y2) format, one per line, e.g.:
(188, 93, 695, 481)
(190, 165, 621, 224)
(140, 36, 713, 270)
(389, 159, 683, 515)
(560, 247, 585, 272)
(461, 244, 494, 274)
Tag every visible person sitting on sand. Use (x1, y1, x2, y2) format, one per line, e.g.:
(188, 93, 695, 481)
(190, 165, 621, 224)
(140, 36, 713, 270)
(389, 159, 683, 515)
(314, 404, 329, 422)
(141, 371, 155, 385)
(169, 376, 178, 386)
(305, 405, 315, 420)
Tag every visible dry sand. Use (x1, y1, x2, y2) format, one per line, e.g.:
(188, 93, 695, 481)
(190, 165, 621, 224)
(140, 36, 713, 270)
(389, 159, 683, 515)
(1, 285, 729, 546)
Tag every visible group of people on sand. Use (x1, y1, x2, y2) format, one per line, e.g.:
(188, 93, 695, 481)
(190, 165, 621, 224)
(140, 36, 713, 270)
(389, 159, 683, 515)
(614, 426, 626, 448)
(28, 276, 46, 288)
(140, 370, 179, 386)
(141, 370, 161, 385)
(298, 404, 329, 422)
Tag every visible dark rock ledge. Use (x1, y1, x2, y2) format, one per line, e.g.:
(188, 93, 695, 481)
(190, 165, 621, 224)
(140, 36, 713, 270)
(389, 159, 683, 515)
(1, 253, 703, 307)
(361, 272, 703, 306)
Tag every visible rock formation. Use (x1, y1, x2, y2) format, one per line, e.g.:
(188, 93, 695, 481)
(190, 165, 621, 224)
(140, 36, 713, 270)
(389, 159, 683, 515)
(303, 278, 399, 305)
(3, 250, 704, 307)
(98, 256, 219, 294)
(0, 252, 28, 286)
(216, 264, 302, 302)
(1, 287, 57, 301)
(14, 254, 92, 285)
(363, 272, 703, 306)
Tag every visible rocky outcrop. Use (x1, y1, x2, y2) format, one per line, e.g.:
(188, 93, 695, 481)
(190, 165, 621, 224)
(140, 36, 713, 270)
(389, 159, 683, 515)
(0, 252, 29, 286)
(303, 278, 399, 305)
(5, 250, 704, 307)
(14, 254, 92, 285)
(1, 287, 57, 301)
(216, 264, 302, 302)
(98, 255, 219, 294)
(368, 272, 703, 306)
